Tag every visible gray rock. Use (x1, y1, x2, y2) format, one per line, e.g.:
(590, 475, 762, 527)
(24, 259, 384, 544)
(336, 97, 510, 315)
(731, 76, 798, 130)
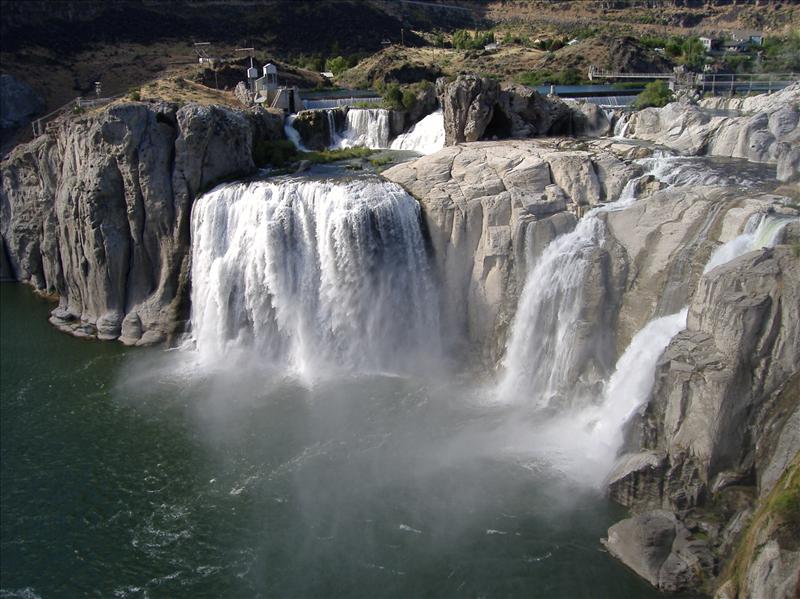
(1, 101, 281, 344)
(436, 74, 499, 145)
(603, 509, 712, 592)
(627, 84, 800, 173)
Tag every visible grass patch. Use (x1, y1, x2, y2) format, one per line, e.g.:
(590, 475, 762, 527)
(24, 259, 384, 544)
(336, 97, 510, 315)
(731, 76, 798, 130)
(718, 453, 800, 596)
(370, 156, 393, 168)
(301, 147, 373, 163)
(253, 139, 373, 168)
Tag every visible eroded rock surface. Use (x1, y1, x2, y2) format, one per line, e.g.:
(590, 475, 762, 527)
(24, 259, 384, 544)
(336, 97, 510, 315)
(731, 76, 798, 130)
(623, 82, 800, 181)
(436, 75, 610, 146)
(1, 101, 282, 344)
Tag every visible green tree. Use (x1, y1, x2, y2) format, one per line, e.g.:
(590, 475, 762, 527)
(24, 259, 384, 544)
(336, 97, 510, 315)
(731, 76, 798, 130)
(325, 56, 349, 76)
(681, 36, 706, 70)
(383, 83, 403, 109)
(635, 80, 673, 109)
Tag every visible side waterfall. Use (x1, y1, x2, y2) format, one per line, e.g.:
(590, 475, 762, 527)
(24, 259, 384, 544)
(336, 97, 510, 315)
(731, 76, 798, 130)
(190, 177, 441, 377)
(496, 167, 647, 407)
(520, 208, 795, 485)
(335, 109, 391, 149)
(284, 115, 307, 151)
(390, 110, 445, 155)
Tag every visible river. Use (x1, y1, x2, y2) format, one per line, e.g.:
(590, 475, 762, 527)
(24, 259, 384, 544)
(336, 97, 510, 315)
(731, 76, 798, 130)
(0, 283, 686, 598)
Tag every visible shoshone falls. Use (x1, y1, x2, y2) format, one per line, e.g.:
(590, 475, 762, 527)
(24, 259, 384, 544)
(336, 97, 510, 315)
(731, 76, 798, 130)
(1, 66, 799, 598)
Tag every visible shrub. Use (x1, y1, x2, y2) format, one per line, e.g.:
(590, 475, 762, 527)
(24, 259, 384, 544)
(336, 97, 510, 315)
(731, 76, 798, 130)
(253, 139, 299, 167)
(635, 80, 673, 109)
(325, 56, 349, 76)
(383, 83, 403, 110)
(128, 89, 141, 101)
(452, 29, 495, 50)
(401, 89, 417, 110)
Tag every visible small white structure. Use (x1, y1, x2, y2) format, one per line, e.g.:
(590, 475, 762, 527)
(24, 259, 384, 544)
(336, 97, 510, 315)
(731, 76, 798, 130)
(255, 63, 279, 94)
(699, 37, 714, 51)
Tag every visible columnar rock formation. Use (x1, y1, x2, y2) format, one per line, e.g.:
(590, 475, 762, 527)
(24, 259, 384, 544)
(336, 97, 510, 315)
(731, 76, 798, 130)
(435, 74, 611, 146)
(0, 101, 283, 344)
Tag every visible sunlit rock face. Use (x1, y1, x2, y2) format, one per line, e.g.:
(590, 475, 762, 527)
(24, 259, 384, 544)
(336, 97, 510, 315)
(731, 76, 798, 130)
(0, 102, 283, 344)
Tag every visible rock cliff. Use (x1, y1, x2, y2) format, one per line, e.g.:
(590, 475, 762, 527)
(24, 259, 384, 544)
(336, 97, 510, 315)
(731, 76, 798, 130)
(606, 244, 800, 595)
(622, 82, 800, 182)
(436, 75, 610, 146)
(0, 101, 282, 344)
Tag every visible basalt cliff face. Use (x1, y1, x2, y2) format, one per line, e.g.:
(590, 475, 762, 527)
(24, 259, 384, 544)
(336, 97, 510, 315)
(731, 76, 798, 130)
(0, 101, 282, 344)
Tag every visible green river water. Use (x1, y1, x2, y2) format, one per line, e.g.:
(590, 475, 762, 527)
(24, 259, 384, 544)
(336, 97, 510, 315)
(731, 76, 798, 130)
(0, 283, 687, 598)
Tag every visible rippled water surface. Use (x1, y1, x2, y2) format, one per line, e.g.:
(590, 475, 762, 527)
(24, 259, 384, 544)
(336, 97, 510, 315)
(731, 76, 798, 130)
(1, 284, 690, 598)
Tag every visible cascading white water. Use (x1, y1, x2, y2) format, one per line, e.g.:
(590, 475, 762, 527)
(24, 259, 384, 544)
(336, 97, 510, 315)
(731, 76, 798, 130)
(335, 109, 391, 149)
(613, 113, 630, 138)
(390, 110, 445, 155)
(495, 161, 655, 407)
(516, 204, 795, 485)
(705, 212, 797, 274)
(325, 110, 339, 146)
(284, 115, 307, 151)
(190, 177, 441, 378)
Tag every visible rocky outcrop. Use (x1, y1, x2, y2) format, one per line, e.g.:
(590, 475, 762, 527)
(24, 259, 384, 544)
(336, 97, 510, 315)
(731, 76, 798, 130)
(1, 101, 282, 344)
(291, 108, 344, 151)
(606, 243, 800, 595)
(384, 139, 645, 365)
(436, 75, 500, 145)
(603, 509, 714, 592)
(436, 75, 611, 145)
(623, 83, 800, 179)
(0, 74, 44, 129)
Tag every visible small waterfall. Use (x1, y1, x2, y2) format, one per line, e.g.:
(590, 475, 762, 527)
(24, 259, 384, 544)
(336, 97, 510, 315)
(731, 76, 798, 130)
(284, 115, 307, 151)
(496, 162, 658, 407)
(325, 109, 339, 146)
(335, 109, 390, 149)
(613, 113, 630, 138)
(390, 110, 445, 155)
(190, 177, 441, 378)
(704, 212, 797, 273)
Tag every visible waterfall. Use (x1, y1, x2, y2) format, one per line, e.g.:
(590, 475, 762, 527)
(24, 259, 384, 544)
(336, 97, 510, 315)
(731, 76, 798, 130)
(325, 109, 339, 146)
(284, 115, 307, 151)
(495, 163, 655, 407)
(520, 204, 795, 485)
(613, 113, 630, 138)
(390, 110, 445, 155)
(335, 109, 390, 149)
(190, 177, 441, 378)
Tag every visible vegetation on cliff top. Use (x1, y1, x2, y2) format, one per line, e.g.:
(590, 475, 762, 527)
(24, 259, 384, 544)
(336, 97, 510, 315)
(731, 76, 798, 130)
(635, 80, 673, 110)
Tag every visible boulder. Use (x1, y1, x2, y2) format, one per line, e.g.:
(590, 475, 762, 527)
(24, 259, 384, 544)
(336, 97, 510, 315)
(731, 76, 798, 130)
(436, 74, 499, 145)
(603, 509, 713, 592)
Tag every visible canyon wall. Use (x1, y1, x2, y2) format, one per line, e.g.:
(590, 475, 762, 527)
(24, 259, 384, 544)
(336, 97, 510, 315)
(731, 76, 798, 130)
(0, 101, 282, 344)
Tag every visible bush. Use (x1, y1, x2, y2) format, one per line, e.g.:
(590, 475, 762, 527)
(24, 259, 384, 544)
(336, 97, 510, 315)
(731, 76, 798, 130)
(128, 89, 141, 101)
(635, 80, 673, 109)
(452, 29, 495, 50)
(325, 56, 349, 76)
(253, 139, 299, 167)
(383, 83, 403, 109)
(401, 89, 417, 110)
